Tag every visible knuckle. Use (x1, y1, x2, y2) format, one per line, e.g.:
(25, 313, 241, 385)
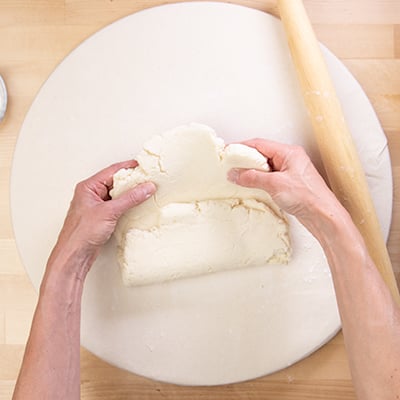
(243, 169, 259, 186)
(74, 181, 87, 195)
(128, 187, 145, 205)
(291, 144, 305, 155)
(288, 145, 309, 162)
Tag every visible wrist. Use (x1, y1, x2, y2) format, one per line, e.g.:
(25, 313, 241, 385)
(40, 241, 98, 298)
(298, 198, 361, 248)
(298, 198, 372, 271)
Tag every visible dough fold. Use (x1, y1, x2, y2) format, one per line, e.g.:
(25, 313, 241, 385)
(111, 124, 291, 286)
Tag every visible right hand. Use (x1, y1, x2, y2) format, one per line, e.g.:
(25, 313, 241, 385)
(227, 139, 341, 223)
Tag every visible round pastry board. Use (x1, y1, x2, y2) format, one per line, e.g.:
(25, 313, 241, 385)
(11, 2, 392, 386)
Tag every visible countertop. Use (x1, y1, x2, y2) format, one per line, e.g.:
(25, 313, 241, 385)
(0, 1, 399, 399)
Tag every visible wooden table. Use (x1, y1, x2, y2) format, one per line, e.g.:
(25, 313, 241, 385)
(0, 1, 399, 399)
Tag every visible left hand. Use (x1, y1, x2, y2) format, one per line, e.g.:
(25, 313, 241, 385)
(56, 160, 156, 254)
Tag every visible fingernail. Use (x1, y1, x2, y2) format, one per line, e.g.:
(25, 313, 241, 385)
(227, 169, 240, 183)
(143, 182, 156, 199)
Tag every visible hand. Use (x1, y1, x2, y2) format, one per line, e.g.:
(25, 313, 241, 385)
(56, 160, 156, 254)
(227, 139, 340, 223)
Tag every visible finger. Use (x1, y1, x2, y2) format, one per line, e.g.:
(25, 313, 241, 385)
(87, 160, 139, 189)
(108, 182, 157, 217)
(240, 139, 295, 171)
(228, 168, 282, 194)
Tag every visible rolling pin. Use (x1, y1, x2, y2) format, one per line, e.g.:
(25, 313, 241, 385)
(277, 0, 400, 304)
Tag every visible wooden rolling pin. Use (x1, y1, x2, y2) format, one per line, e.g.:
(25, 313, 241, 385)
(277, 0, 400, 304)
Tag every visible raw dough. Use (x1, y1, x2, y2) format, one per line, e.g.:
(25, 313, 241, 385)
(111, 124, 291, 286)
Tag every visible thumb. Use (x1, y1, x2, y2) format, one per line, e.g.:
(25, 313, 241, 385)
(228, 168, 281, 194)
(110, 182, 157, 216)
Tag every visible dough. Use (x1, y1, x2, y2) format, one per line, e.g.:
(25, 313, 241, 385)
(111, 124, 291, 286)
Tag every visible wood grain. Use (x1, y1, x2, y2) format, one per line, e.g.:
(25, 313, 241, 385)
(314, 24, 395, 59)
(395, 25, 400, 58)
(0, 1, 399, 399)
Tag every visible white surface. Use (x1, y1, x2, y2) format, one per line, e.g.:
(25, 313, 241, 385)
(111, 124, 290, 286)
(11, 2, 392, 386)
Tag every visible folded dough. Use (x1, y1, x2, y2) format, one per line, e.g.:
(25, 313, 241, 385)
(110, 123, 291, 286)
